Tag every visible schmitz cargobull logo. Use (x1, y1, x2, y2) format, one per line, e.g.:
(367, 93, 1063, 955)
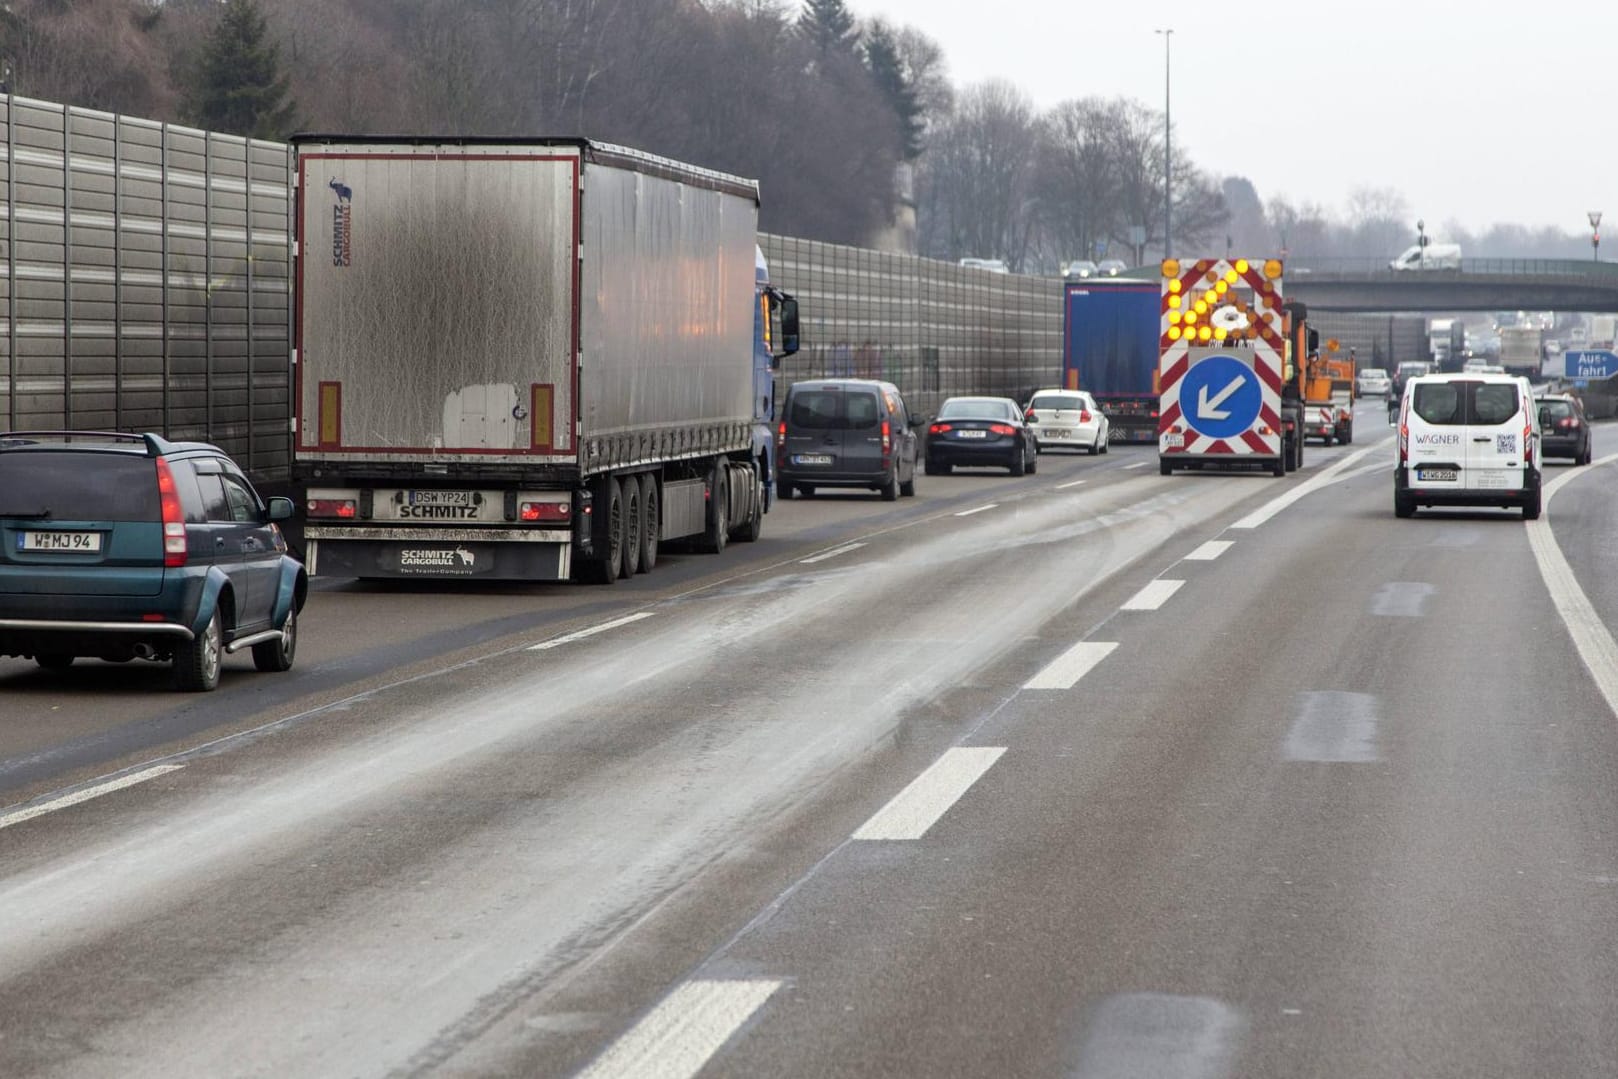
(396, 546, 478, 575)
(329, 178, 353, 267)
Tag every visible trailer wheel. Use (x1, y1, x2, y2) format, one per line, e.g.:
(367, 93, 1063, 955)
(621, 477, 642, 579)
(734, 469, 763, 542)
(701, 464, 729, 554)
(638, 474, 659, 573)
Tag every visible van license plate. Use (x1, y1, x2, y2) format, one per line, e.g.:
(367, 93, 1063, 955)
(19, 531, 101, 552)
(794, 454, 832, 466)
(1418, 468, 1457, 482)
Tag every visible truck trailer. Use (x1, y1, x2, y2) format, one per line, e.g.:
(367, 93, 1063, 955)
(290, 136, 797, 583)
(1061, 278, 1161, 443)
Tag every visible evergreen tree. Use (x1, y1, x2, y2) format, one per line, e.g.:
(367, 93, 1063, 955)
(798, 0, 857, 55)
(189, 0, 297, 139)
(864, 22, 922, 160)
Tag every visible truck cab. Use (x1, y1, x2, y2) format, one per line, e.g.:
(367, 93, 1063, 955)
(755, 246, 799, 507)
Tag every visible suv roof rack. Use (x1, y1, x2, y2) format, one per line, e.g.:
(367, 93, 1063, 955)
(0, 430, 179, 455)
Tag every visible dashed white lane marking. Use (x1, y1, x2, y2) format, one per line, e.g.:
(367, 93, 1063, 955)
(1230, 442, 1386, 530)
(799, 542, 866, 564)
(853, 746, 1006, 841)
(1528, 454, 1618, 721)
(954, 503, 998, 517)
(1025, 641, 1118, 691)
(1121, 579, 1185, 611)
(1123, 461, 1148, 470)
(1184, 540, 1233, 561)
(527, 612, 654, 651)
(1055, 479, 1090, 490)
(577, 979, 782, 1079)
(0, 764, 183, 830)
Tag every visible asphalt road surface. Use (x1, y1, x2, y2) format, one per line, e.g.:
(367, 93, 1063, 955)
(5, 399, 1618, 1078)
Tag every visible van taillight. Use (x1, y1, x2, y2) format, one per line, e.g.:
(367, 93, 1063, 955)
(777, 421, 786, 448)
(154, 458, 187, 567)
(881, 420, 891, 455)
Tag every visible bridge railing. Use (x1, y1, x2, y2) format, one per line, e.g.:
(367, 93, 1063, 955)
(1285, 257, 1618, 277)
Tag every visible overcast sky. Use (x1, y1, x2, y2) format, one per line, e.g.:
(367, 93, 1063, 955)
(847, 0, 1610, 238)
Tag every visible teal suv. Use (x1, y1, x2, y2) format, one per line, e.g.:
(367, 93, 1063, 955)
(0, 432, 307, 691)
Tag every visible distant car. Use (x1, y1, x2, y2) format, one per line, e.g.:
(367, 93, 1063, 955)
(926, 396, 1037, 475)
(1356, 368, 1392, 396)
(776, 379, 920, 501)
(1024, 389, 1110, 454)
(1097, 259, 1129, 277)
(1062, 260, 1099, 279)
(0, 431, 306, 690)
(1535, 393, 1593, 465)
(1390, 360, 1432, 398)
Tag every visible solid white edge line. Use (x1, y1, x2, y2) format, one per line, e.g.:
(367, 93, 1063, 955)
(1230, 441, 1387, 530)
(853, 746, 1006, 841)
(1184, 540, 1233, 561)
(1121, 578, 1185, 611)
(954, 503, 998, 517)
(0, 764, 183, 830)
(1527, 454, 1618, 721)
(527, 612, 655, 651)
(799, 542, 866, 565)
(1025, 641, 1118, 691)
(577, 979, 783, 1079)
(1055, 479, 1089, 490)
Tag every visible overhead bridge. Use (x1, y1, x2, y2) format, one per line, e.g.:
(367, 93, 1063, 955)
(1280, 259, 1618, 313)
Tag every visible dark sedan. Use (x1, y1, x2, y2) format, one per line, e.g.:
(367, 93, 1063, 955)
(1536, 393, 1593, 464)
(924, 396, 1037, 476)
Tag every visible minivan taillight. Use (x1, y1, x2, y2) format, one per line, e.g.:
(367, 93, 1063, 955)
(777, 421, 786, 449)
(881, 419, 891, 455)
(154, 457, 187, 567)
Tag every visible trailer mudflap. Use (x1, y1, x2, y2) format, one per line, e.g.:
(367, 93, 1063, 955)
(307, 537, 571, 581)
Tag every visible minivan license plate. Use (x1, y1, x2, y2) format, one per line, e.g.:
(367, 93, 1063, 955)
(1418, 467, 1457, 482)
(794, 454, 833, 466)
(20, 531, 101, 552)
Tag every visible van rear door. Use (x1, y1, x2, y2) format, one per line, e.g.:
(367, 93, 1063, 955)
(1464, 381, 1527, 494)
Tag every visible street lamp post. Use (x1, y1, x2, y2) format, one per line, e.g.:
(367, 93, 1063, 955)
(1156, 28, 1172, 260)
(1417, 219, 1427, 269)
(1590, 210, 1603, 261)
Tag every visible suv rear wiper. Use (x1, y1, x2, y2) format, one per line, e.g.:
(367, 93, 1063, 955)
(0, 507, 51, 519)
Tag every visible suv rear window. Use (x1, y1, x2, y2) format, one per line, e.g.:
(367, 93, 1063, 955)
(1412, 381, 1519, 426)
(789, 389, 880, 431)
(0, 451, 160, 521)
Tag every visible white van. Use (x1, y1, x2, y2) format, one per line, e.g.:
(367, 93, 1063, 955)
(1394, 371, 1541, 519)
(1389, 243, 1462, 270)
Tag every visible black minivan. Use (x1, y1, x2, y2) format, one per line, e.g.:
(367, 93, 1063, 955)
(776, 379, 921, 501)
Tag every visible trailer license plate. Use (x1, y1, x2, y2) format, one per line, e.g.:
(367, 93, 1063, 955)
(19, 530, 101, 552)
(1418, 468, 1457, 482)
(793, 454, 832, 466)
(409, 490, 472, 506)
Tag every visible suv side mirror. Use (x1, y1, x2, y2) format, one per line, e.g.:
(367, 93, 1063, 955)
(267, 496, 295, 522)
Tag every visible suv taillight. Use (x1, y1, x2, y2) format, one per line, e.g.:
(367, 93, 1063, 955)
(154, 457, 187, 567)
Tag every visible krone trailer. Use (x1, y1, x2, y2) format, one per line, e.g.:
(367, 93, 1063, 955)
(290, 136, 797, 583)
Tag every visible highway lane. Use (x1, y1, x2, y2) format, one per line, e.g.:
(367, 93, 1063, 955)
(0, 444, 1172, 800)
(10, 407, 1618, 1076)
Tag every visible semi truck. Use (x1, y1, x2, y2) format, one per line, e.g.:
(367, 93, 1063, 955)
(1158, 257, 1303, 477)
(1498, 326, 1543, 378)
(290, 136, 797, 584)
(1061, 278, 1161, 443)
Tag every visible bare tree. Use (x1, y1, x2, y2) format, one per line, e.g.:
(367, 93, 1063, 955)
(4, 0, 175, 115)
(1033, 97, 1124, 267)
(916, 80, 1038, 269)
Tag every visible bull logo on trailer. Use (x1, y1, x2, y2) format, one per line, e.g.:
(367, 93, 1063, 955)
(1157, 257, 1286, 469)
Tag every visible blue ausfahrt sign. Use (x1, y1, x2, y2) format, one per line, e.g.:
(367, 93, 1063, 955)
(1562, 350, 1618, 380)
(1180, 355, 1262, 440)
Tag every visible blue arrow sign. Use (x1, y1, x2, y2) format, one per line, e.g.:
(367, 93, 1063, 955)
(1180, 355, 1262, 440)
(1562, 349, 1618, 380)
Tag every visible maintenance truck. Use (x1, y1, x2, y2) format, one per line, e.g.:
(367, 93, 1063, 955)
(290, 136, 797, 583)
(1158, 257, 1302, 476)
(1061, 277, 1161, 443)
